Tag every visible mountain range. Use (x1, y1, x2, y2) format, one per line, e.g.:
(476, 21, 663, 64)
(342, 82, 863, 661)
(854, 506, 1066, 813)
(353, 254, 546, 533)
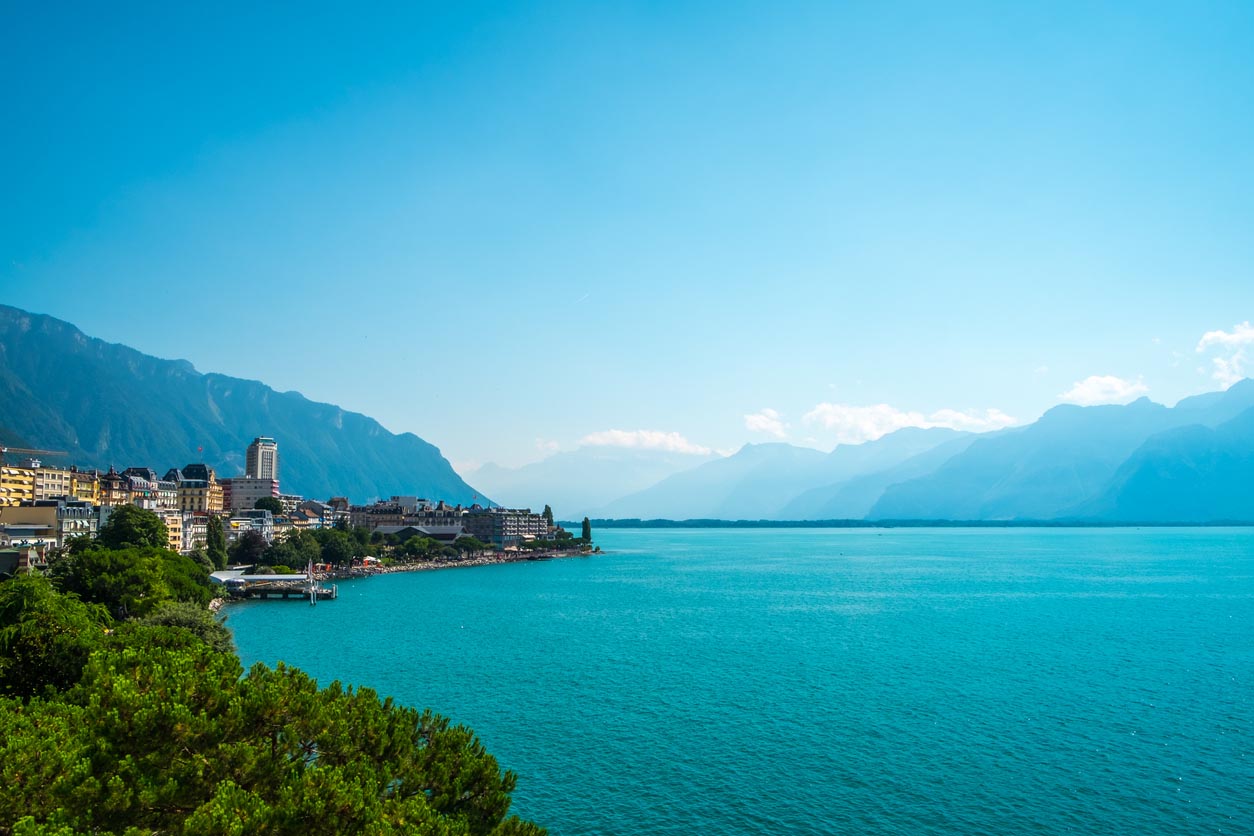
(569, 383, 1254, 524)
(0, 304, 481, 503)
(6, 303, 1253, 523)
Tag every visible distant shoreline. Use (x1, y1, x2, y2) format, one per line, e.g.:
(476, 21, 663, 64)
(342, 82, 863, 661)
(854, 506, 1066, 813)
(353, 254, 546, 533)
(569, 518, 1254, 529)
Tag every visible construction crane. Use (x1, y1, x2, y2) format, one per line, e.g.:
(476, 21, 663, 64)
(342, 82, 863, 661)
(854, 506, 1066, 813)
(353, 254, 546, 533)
(0, 445, 69, 466)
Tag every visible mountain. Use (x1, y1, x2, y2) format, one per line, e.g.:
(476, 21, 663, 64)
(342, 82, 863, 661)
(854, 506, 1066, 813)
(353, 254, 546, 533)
(0, 304, 481, 503)
(592, 428, 965, 520)
(869, 381, 1254, 520)
(1070, 404, 1254, 522)
(779, 433, 980, 519)
(591, 443, 827, 520)
(468, 446, 720, 520)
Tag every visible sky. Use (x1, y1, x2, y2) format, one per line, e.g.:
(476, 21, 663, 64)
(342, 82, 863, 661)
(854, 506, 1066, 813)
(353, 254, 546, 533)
(4, 1, 1254, 472)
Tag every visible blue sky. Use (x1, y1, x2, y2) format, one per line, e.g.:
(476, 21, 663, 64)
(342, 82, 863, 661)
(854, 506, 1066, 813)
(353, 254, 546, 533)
(4, 1, 1254, 471)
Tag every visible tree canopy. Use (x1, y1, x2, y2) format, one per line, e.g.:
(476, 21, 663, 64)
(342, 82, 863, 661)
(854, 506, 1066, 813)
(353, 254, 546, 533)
(0, 535, 545, 835)
(97, 504, 168, 550)
(253, 496, 284, 514)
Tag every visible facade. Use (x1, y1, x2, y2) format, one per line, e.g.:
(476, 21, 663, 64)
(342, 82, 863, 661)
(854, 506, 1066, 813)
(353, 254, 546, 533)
(224, 477, 279, 512)
(98, 467, 131, 507)
(228, 509, 275, 543)
(182, 514, 209, 552)
(0, 464, 35, 507)
(0, 499, 98, 547)
(463, 506, 551, 549)
(349, 497, 471, 531)
(245, 436, 279, 482)
(158, 509, 183, 552)
(32, 464, 74, 502)
(165, 464, 224, 513)
(71, 469, 101, 504)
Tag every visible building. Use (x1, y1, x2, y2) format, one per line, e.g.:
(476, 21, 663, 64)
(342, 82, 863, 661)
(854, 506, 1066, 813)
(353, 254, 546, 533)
(224, 477, 279, 513)
(32, 463, 74, 502)
(98, 467, 131, 507)
(143, 508, 184, 552)
(0, 498, 98, 547)
(463, 506, 551, 549)
(228, 509, 275, 544)
(0, 463, 35, 507)
(245, 436, 279, 482)
(164, 464, 224, 513)
(70, 468, 100, 504)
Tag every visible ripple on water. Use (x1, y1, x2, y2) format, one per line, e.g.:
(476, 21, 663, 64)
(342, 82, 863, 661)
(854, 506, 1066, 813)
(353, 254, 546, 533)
(230, 528, 1254, 836)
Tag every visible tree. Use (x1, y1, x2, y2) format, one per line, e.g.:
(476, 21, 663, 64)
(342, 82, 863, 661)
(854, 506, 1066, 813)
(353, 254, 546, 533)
(542, 505, 554, 526)
(206, 514, 228, 570)
(97, 504, 168, 550)
(0, 574, 109, 698)
(581, 517, 592, 542)
(0, 643, 546, 835)
(135, 600, 234, 654)
(48, 546, 170, 619)
(254, 496, 284, 515)
(230, 530, 268, 565)
(454, 535, 490, 554)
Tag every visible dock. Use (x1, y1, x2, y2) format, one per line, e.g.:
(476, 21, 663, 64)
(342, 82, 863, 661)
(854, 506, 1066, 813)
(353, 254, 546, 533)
(211, 568, 339, 603)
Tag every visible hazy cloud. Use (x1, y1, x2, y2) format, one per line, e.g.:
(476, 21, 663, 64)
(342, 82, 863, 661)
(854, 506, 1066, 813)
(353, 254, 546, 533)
(579, 429, 712, 455)
(801, 403, 1017, 444)
(1196, 321, 1254, 387)
(1058, 375, 1149, 405)
(744, 407, 787, 438)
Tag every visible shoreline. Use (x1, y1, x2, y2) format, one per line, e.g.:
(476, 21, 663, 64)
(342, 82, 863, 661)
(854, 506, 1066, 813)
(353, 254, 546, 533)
(368, 548, 593, 576)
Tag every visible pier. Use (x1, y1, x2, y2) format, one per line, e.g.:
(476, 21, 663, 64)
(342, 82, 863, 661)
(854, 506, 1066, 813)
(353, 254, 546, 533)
(211, 568, 339, 603)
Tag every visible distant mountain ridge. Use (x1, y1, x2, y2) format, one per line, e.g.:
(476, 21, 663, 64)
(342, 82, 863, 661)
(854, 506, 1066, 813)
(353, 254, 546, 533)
(470, 446, 720, 520)
(0, 304, 482, 503)
(553, 383, 1254, 524)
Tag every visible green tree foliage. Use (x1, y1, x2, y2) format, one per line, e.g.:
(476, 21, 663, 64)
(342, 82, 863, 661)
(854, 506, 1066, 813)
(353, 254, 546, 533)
(135, 600, 234, 654)
(97, 504, 168, 550)
(264, 529, 322, 568)
(314, 529, 356, 566)
(0, 643, 545, 835)
(542, 505, 554, 526)
(581, 517, 592, 542)
(230, 530, 268, 565)
(253, 496, 284, 515)
(206, 514, 228, 570)
(0, 538, 546, 835)
(48, 546, 169, 619)
(0, 575, 108, 699)
(48, 543, 215, 619)
(454, 536, 490, 554)
(402, 536, 442, 559)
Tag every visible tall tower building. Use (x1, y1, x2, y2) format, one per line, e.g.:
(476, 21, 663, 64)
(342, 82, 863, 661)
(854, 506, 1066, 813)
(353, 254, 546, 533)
(245, 436, 279, 482)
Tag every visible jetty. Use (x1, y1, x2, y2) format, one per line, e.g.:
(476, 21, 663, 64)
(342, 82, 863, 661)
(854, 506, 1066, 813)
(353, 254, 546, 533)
(210, 567, 338, 603)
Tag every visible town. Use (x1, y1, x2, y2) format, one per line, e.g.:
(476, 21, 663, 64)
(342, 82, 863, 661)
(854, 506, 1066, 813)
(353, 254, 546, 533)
(0, 435, 587, 574)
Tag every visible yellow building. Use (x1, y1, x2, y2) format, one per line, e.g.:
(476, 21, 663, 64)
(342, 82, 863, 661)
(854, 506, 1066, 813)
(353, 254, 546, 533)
(71, 469, 101, 505)
(158, 509, 184, 553)
(0, 464, 35, 507)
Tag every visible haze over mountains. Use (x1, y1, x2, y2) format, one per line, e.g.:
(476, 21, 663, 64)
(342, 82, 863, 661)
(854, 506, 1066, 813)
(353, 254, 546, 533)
(0, 305, 481, 503)
(6, 303, 1253, 523)
(496, 383, 1254, 524)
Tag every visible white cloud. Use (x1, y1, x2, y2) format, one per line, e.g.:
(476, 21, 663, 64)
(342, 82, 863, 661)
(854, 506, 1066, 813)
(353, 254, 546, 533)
(801, 403, 1017, 445)
(534, 438, 560, 455)
(1196, 321, 1254, 387)
(578, 429, 712, 455)
(744, 407, 787, 438)
(1058, 375, 1149, 405)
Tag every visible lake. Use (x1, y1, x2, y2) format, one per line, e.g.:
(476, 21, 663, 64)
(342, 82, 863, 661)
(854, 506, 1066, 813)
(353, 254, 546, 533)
(229, 527, 1254, 835)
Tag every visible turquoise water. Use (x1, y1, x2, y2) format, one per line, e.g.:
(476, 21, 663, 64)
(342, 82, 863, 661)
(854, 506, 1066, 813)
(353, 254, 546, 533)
(229, 528, 1254, 835)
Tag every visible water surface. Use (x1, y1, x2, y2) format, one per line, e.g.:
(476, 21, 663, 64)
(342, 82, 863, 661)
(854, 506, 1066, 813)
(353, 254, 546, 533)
(230, 528, 1254, 835)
